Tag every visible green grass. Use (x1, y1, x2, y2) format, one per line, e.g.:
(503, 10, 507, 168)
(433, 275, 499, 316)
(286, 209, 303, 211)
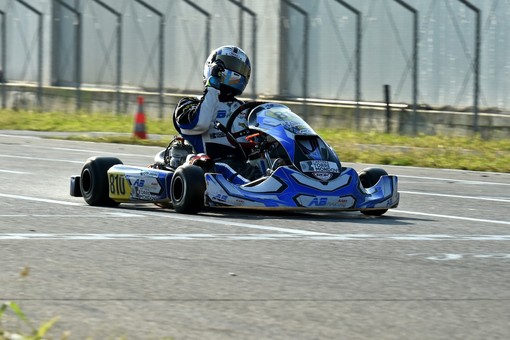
(0, 301, 60, 340)
(1, 267, 63, 340)
(321, 129, 510, 172)
(0, 110, 172, 134)
(1, 109, 509, 172)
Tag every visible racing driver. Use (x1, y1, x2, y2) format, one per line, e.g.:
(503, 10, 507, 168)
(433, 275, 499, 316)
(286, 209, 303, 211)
(173, 45, 261, 180)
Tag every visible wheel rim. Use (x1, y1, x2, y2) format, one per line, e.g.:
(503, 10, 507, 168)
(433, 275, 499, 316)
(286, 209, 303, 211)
(172, 175, 185, 203)
(81, 168, 92, 195)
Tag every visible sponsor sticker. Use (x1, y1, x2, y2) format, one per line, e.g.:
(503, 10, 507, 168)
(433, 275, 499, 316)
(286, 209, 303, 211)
(281, 121, 314, 135)
(140, 170, 160, 178)
(300, 160, 340, 173)
(312, 172, 333, 181)
(210, 132, 226, 139)
(298, 195, 354, 208)
(132, 187, 157, 201)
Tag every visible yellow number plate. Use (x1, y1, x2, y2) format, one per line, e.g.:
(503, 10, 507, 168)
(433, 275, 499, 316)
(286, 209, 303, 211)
(108, 173, 131, 201)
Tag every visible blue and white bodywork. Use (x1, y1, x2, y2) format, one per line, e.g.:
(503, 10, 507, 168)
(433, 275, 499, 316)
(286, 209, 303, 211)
(203, 103, 399, 212)
(70, 103, 399, 215)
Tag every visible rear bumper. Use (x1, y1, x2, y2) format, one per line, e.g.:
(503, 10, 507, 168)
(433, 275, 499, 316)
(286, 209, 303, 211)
(70, 176, 82, 197)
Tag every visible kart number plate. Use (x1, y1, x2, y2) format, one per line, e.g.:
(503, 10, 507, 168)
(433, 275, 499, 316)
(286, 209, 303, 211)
(108, 173, 131, 200)
(299, 160, 340, 173)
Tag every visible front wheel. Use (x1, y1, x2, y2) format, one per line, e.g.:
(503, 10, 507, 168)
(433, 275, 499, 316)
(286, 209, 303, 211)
(171, 165, 206, 214)
(359, 167, 389, 216)
(80, 157, 123, 206)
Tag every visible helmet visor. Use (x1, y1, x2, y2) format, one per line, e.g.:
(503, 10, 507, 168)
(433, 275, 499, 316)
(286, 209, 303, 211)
(216, 55, 251, 79)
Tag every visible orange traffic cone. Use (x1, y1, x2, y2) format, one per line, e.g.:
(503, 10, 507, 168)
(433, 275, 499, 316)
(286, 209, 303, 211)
(133, 96, 147, 139)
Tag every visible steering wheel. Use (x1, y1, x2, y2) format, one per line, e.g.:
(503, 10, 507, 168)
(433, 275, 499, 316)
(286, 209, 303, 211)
(224, 101, 266, 138)
(211, 101, 264, 161)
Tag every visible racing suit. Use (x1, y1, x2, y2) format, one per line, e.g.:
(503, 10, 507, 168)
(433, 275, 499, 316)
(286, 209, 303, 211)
(173, 87, 261, 180)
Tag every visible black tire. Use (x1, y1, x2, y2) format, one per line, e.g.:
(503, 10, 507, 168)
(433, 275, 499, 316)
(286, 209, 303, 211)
(359, 167, 389, 216)
(171, 165, 206, 214)
(80, 156, 123, 206)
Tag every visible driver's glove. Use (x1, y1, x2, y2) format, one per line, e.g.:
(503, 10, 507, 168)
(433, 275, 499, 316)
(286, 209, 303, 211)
(205, 60, 225, 90)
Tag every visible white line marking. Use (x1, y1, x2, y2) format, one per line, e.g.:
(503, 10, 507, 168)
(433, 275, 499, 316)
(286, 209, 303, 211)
(393, 210, 510, 225)
(0, 193, 81, 206)
(3, 193, 510, 228)
(0, 233, 509, 241)
(0, 154, 83, 164)
(398, 175, 510, 186)
(0, 193, 331, 235)
(49, 146, 153, 158)
(408, 253, 510, 261)
(121, 208, 510, 229)
(0, 193, 329, 235)
(0, 169, 30, 174)
(372, 163, 509, 176)
(400, 191, 510, 203)
(108, 212, 146, 217)
(0, 133, 40, 139)
(0, 213, 145, 218)
(138, 211, 332, 236)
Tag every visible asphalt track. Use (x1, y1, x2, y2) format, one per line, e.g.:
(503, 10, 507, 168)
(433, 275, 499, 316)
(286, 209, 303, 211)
(0, 131, 509, 339)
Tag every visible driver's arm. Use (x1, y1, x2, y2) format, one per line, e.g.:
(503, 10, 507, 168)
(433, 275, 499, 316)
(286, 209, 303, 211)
(177, 87, 220, 135)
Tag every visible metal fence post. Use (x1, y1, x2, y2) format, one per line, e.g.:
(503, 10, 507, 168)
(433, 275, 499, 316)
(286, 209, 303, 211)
(281, 0, 308, 120)
(182, 0, 211, 61)
(238, 0, 244, 47)
(54, 0, 82, 111)
(16, 0, 43, 109)
(394, 0, 419, 135)
(226, 0, 257, 99)
(332, 0, 362, 130)
(384, 84, 391, 133)
(0, 10, 6, 109)
(135, 0, 165, 119)
(92, 0, 122, 114)
(458, 0, 481, 134)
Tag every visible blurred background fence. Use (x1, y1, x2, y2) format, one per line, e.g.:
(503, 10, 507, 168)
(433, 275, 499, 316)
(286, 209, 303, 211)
(0, 0, 509, 138)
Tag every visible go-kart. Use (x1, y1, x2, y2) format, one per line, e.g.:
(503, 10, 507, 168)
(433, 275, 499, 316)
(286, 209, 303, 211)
(70, 102, 399, 215)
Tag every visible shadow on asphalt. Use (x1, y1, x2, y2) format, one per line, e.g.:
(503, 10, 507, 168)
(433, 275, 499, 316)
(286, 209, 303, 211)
(115, 204, 423, 226)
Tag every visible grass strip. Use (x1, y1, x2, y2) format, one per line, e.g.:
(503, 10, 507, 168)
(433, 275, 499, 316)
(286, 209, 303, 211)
(1, 109, 509, 172)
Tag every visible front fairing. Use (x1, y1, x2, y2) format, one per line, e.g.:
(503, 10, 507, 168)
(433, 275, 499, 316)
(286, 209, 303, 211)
(205, 165, 399, 210)
(248, 103, 342, 181)
(248, 103, 316, 153)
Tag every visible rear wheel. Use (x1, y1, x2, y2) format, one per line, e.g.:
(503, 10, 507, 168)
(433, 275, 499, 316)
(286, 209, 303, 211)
(359, 167, 389, 216)
(80, 157, 123, 206)
(171, 165, 206, 214)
